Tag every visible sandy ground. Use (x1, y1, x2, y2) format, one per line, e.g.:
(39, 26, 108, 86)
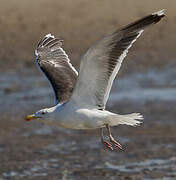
(0, 0, 175, 72)
(0, 1, 176, 180)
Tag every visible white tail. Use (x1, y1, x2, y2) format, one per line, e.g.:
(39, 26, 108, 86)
(109, 113, 143, 127)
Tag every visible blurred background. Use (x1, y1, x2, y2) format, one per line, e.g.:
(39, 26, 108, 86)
(0, 0, 176, 179)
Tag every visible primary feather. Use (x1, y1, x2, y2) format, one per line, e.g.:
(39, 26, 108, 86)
(35, 34, 78, 104)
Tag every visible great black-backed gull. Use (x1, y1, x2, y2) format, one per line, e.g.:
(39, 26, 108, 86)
(26, 10, 165, 151)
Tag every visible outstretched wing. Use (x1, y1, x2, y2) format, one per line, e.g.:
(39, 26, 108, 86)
(70, 10, 165, 109)
(35, 34, 78, 104)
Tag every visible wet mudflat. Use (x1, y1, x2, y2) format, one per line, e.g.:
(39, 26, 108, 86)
(0, 68, 176, 180)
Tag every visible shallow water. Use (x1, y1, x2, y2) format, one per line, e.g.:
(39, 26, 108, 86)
(109, 67, 176, 104)
(3, 157, 176, 178)
(105, 157, 176, 173)
(1, 67, 176, 111)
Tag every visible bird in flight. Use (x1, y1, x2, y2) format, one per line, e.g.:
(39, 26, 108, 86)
(26, 10, 165, 151)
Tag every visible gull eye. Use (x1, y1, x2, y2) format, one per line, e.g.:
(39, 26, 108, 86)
(41, 112, 46, 115)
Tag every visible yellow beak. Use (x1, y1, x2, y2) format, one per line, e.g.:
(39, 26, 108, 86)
(25, 114, 37, 121)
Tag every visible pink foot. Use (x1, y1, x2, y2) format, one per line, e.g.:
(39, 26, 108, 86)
(102, 140, 113, 151)
(110, 137, 123, 150)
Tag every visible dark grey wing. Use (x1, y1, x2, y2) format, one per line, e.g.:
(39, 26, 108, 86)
(71, 10, 165, 109)
(35, 34, 78, 104)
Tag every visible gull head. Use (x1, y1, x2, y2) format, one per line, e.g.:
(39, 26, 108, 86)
(25, 107, 55, 121)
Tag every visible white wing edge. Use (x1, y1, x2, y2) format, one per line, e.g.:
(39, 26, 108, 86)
(103, 30, 144, 104)
(35, 33, 78, 76)
(152, 9, 165, 16)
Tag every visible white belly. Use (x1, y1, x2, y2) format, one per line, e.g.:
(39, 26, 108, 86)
(54, 105, 109, 129)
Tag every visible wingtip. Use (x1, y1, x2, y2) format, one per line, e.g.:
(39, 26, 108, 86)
(152, 9, 165, 16)
(45, 33, 55, 38)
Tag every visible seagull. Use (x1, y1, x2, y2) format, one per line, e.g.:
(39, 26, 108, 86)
(26, 10, 165, 151)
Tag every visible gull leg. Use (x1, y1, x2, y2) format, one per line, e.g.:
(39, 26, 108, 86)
(100, 128, 113, 151)
(106, 124, 122, 150)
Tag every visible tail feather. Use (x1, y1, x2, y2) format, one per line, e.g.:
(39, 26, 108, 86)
(109, 113, 143, 127)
